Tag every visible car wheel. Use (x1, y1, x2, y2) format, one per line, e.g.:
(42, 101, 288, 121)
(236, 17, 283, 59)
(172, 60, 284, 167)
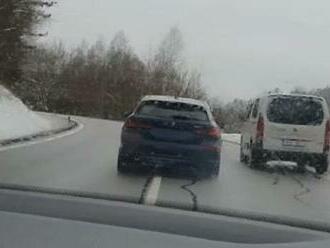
(117, 155, 131, 174)
(211, 164, 220, 177)
(315, 155, 328, 175)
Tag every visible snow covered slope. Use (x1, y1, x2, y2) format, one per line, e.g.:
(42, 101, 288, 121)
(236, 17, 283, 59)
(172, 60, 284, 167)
(0, 85, 51, 140)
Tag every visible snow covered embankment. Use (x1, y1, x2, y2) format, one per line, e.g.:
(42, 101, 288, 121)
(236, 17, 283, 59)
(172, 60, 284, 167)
(0, 85, 76, 143)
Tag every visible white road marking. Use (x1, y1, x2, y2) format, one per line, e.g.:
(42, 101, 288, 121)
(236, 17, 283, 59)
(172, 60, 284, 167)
(144, 176, 162, 205)
(267, 160, 297, 169)
(0, 120, 84, 152)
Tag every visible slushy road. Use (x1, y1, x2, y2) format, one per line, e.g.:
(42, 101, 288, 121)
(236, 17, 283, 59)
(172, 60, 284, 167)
(1, 116, 330, 224)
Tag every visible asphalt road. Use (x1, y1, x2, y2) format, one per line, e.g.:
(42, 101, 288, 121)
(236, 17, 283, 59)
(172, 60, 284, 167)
(1, 116, 330, 224)
(0, 117, 146, 201)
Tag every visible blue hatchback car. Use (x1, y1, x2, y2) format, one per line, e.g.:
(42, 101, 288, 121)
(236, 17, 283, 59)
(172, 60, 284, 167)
(117, 95, 222, 176)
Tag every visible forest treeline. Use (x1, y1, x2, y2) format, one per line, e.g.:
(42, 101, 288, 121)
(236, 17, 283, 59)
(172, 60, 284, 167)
(2, 0, 330, 133)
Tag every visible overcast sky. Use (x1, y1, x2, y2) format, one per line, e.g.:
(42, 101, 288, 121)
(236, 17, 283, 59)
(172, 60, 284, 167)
(44, 0, 330, 102)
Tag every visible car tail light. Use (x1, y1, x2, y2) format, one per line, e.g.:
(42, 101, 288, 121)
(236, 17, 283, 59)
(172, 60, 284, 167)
(324, 120, 330, 152)
(202, 145, 221, 152)
(195, 127, 221, 139)
(256, 116, 264, 141)
(124, 118, 151, 129)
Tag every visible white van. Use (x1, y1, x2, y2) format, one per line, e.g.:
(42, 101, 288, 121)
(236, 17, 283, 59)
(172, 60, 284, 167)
(240, 94, 330, 174)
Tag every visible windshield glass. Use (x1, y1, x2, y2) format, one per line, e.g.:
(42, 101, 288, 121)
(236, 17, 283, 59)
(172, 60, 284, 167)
(3, 0, 330, 239)
(267, 97, 324, 125)
(137, 101, 209, 121)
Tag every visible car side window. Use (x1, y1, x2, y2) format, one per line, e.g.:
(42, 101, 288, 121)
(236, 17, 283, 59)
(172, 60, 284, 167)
(251, 99, 260, 119)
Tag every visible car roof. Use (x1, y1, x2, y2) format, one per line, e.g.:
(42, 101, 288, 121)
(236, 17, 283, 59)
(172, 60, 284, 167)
(140, 95, 210, 109)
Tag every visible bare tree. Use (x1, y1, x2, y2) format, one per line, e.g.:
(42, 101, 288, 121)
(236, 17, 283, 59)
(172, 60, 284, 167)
(14, 28, 206, 120)
(291, 86, 307, 94)
(154, 27, 184, 70)
(106, 31, 146, 118)
(16, 42, 66, 110)
(147, 26, 206, 100)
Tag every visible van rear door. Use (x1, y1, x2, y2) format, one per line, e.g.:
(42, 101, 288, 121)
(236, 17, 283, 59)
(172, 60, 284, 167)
(263, 96, 327, 154)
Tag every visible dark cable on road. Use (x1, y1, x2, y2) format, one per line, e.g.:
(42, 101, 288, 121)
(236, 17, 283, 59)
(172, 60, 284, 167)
(180, 168, 201, 211)
(138, 166, 158, 204)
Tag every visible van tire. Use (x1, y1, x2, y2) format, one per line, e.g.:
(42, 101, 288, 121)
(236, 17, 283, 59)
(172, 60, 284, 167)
(248, 147, 264, 169)
(117, 159, 130, 174)
(315, 155, 328, 175)
(240, 143, 248, 163)
(296, 162, 306, 173)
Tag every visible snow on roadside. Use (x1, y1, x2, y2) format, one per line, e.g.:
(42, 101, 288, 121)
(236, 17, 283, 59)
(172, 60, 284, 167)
(38, 112, 71, 130)
(0, 85, 51, 140)
(222, 133, 241, 144)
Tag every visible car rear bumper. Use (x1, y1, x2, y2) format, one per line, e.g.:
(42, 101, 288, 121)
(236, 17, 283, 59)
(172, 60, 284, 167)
(119, 141, 221, 171)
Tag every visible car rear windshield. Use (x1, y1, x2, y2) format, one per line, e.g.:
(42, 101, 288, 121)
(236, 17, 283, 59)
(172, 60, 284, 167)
(267, 97, 324, 125)
(136, 100, 209, 121)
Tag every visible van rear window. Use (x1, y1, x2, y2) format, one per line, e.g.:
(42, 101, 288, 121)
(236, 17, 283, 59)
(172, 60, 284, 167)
(267, 97, 324, 125)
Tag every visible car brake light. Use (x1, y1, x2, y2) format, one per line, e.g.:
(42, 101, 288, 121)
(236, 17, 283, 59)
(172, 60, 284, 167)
(124, 118, 151, 129)
(324, 120, 330, 152)
(195, 127, 221, 139)
(256, 116, 264, 141)
(202, 145, 221, 152)
(208, 127, 222, 138)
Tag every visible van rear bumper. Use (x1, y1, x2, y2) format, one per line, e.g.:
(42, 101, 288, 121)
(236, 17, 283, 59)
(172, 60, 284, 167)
(259, 149, 327, 165)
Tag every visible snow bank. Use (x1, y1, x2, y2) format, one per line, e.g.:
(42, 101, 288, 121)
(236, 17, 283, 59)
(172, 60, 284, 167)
(222, 133, 241, 144)
(0, 85, 51, 140)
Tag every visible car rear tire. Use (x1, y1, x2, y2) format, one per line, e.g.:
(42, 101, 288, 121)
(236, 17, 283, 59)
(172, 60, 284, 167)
(117, 160, 130, 174)
(211, 164, 220, 177)
(315, 155, 328, 175)
(117, 152, 132, 174)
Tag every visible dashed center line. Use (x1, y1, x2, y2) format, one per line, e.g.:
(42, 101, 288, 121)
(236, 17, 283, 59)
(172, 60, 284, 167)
(143, 176, 162, 205)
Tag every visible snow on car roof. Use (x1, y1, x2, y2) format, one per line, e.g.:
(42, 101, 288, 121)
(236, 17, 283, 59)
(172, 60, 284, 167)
(141, 95, 209, 109)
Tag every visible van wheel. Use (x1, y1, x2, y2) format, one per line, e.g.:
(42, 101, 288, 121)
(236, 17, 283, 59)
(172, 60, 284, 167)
(240, 148, 246, 163)
(315, 156, 328, 175)
(240, 139, 248, 163)
(248, 147, 264, 169)
(296, 163, 306, 174)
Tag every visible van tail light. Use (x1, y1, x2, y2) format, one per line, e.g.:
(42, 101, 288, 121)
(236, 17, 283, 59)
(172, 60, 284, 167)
(195, 127, 221, 139)
(256, 116, 264, 141)
(124, 118, 151, 129)
(324, 120, 330, 152)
